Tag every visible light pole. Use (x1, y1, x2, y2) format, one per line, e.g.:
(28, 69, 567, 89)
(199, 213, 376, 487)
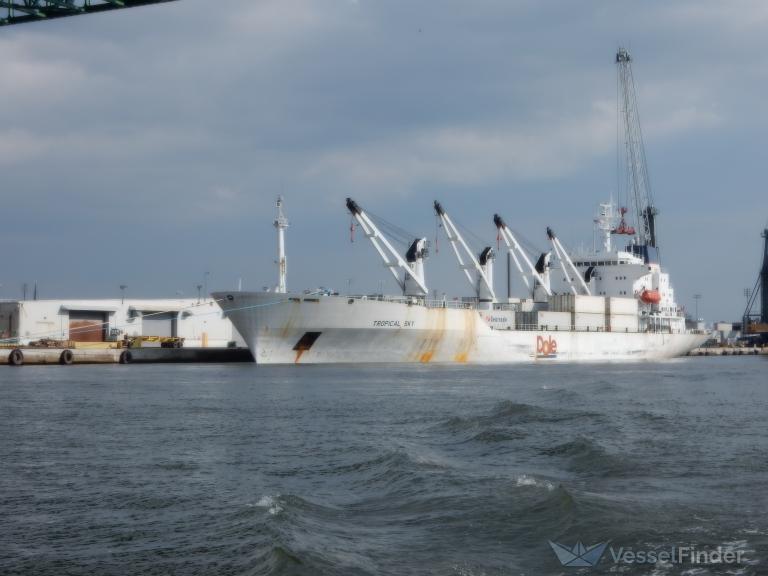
(196, 284, 203, 303)
(120, 284, 127, 304)
(693, 293, 702, 320)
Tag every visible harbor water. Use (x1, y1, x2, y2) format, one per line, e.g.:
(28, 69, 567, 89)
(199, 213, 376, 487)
(1, 358, 766, 575)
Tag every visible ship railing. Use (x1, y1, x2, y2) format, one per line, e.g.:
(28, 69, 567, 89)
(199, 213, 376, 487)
(344, 294, 523, 311)
(344, 294, 477, 310)
(424, 299, 476, 310)
(513, 323, 688, 334)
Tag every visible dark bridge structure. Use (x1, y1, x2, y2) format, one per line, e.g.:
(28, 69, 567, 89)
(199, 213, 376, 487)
(743, 228, 768, 342)
(1, 0, 177, 27)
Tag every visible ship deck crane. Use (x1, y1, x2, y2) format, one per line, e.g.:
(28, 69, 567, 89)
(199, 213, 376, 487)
(493, 214, 552, 298)
(346, 198, 428, 297)
(547, 227, 592, 296)
(434, 201, 496, 302)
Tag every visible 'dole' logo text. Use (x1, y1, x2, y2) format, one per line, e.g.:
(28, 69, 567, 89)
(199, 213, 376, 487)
(536, 335, 558, 358)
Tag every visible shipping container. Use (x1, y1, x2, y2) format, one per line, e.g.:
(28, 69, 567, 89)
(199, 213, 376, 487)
(608, 315, 638, 332)
(515, 311, 537, 330)
(606, 297, 638, 316)
(573, 312, 605, 330)
(548, 294, 606, 314)
(483, 309, 515, 330)
(537, 311, 571, 331)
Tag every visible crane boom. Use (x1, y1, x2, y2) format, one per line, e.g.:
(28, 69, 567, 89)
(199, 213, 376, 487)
(434, 201, 496, 302)
(546, 227, 592, 296)
(493, 214, 552, 297)
(346, 198, 428, 297)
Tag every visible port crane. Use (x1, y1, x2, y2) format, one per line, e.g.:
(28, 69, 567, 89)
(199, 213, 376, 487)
(346, 198, 429, 297)
(493, 214, 552, 298)
(616, 48, 659, 252)
(433, 201, 496, 302)
(743, 228, 768, 339)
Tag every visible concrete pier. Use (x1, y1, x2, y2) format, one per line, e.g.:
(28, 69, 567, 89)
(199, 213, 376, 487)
(2, 347, 253, 366)
(1, 348, 122, 365)
(688, 347, 767, 356)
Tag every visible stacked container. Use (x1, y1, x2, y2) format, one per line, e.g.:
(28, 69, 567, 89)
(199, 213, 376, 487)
(548, 294, 606, 331)
(605, 297, 639, 333)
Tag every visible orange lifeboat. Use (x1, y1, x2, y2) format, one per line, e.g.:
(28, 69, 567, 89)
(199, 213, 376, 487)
(639, 289, 661, 304)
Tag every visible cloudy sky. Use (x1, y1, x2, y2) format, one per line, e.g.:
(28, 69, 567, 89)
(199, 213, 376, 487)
(1, 0, 766, 321)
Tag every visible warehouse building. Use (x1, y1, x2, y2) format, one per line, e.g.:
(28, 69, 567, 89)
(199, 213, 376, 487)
(0, 298, 244, 348)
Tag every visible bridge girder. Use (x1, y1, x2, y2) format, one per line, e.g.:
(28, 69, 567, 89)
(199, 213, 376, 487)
(1, 0, 178, 27)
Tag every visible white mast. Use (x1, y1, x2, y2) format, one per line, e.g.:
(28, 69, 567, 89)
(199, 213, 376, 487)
(547, 227, 591, 296)
(493, 214, 552, 297)
(274, 195, 289, 293)
(594, 199, 616, 253)
(346, 198, 428, 297)
(434, 201, 496, 302)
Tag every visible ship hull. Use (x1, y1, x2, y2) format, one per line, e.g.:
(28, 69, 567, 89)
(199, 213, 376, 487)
(214, 292, 707, 365)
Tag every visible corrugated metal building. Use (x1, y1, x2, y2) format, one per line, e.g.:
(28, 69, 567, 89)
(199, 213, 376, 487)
(0, 298, 244, 347)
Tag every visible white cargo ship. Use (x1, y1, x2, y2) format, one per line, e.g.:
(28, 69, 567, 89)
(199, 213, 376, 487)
(215, 50, 707, 364)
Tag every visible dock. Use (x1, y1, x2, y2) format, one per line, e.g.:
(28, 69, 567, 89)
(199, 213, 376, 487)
(688, 346, 767, 357)
(1, 346, 253, 366)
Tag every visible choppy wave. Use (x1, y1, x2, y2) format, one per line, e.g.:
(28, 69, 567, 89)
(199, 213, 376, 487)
(2, 360, 766, 575)
(539, 436, 638, 476)
(252, 495, 284, 516)
(514, 474, 556, 491)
